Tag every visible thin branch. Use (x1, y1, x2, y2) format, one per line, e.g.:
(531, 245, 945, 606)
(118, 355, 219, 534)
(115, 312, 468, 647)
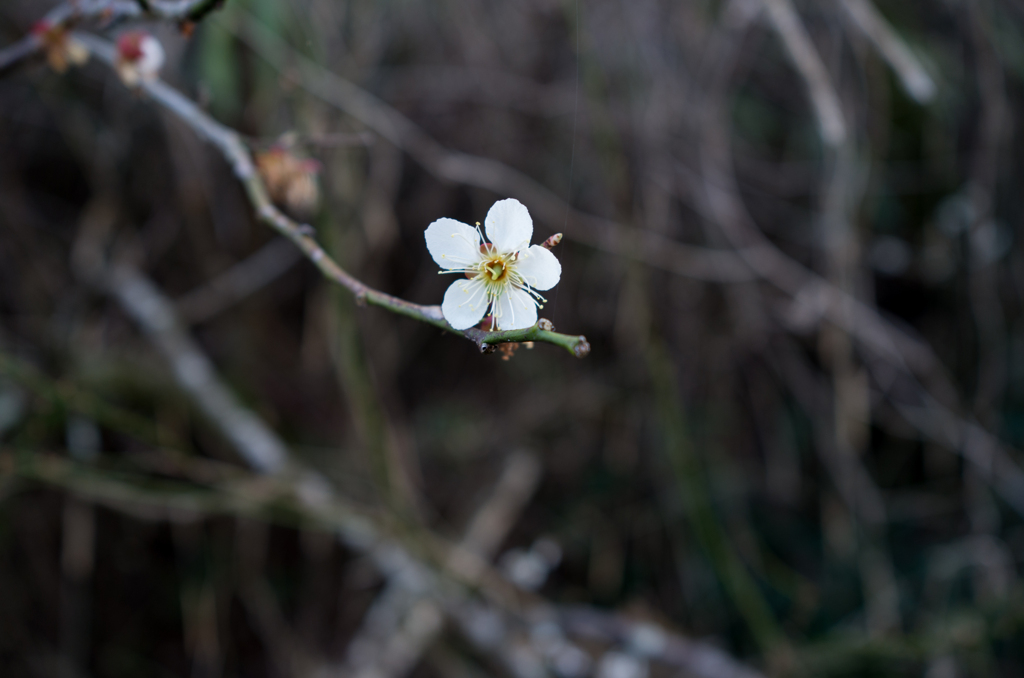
(0, 449, 386, 539)
(452, 452, 542, 565)
(872, 364, 1024, 519)
(68, 201, 569, 672)
(698, 120, 1024, 521)
(106, 264, 292, 474)
(760, 0, 847, 147)
(72, 32, 589, 358)
(693, 7, 1024, 523)
(557, 605, 766, 678)
(0, 36, 40, 75)
(839, 0, 936, 103)
(0, 352, 171, 447)
(6, 447, 769, 678)
(342, 452, 543, 678)
(0, 0, 223, 75)
(175, 237, 304, 325)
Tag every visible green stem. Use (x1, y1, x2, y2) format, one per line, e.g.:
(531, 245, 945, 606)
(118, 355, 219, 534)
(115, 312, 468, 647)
(463, 322, 591, 357)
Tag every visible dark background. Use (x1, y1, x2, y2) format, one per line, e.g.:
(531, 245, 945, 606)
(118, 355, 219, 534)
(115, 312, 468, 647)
(2, 0, 1024, 676)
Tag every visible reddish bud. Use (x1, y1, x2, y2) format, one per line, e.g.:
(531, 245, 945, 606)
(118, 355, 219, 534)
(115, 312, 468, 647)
(117, 31, 146, 61)
(540, 233, 563, 250)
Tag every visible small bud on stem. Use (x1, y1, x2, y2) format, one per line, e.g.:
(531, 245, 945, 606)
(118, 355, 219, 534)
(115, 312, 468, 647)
(540, 233, 562, 250)
(255, 145, 321, 215)
(115, 31, 164, 86)
(32, 20, 89, 73)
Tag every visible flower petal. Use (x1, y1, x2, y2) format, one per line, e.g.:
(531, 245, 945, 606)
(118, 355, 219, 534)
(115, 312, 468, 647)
(494, 286, 538, 331)
(442, 278, 489, 330)
(514, 245, 561, 291)
(485, 199, 532, 254)
(139, 36, 165, 76)
(425, 218, 482, 270)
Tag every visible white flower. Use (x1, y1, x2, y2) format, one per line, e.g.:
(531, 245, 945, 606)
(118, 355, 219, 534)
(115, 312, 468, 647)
(425, 199, 561, 331)
(115, 31, 165, 87)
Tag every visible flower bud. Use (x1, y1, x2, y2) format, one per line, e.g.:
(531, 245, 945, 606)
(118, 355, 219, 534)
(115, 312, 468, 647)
(539, 233, 563, 250)
(255, 147, 321, 215)
(115, 31, 165, 87)
(32, 20, 88, 73)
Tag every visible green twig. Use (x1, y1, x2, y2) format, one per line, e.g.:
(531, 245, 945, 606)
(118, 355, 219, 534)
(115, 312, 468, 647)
(464, 320, 591, 357)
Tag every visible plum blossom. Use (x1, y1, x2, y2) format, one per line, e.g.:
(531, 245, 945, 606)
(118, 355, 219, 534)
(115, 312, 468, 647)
(425, 199, 561, 331)
(115, 31, 164, 86)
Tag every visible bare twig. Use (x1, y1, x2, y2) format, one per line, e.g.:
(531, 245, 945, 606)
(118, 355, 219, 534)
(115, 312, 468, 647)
(557, 605, 766, 678)
(72, 32, 589, 358)
(451, 452, 542, 567)
(106, 264, 291, 474)
(694, 2, 1024, 524)
(760, 0, 847, 146)
(874, 367, 1024, 519)
(964, 4, 1011, 430)
(175, 237, 304, 325)
(0, 36, 39, 75)
(702, 128, 1024, 526)
(65, 223, 598, 676)
(71, 201, 287, 475)
(839, 0, 936, 103)
(6, 444, 771, 678)
(234, 520, 308, 678)
(342, 452, 542, 678)
(0, 352, 171, 447)
(150, 0, 226, 23)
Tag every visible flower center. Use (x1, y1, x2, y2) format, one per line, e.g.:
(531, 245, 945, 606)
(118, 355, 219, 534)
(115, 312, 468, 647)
(483, 258, 508, 282)
(472, 243, 516, 286)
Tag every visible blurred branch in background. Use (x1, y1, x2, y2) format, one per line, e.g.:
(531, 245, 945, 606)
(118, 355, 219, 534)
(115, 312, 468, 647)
(760, 0, 847, 147)
(228, 12, 758, 285)
(1, 446, 770, 678)
(339, 451, 541, 678)
(838, 0, 936, 104)
(175, 236, 304, 326)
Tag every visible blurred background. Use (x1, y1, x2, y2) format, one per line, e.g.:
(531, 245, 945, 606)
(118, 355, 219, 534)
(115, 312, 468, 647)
(2, 0, 1024, 676)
